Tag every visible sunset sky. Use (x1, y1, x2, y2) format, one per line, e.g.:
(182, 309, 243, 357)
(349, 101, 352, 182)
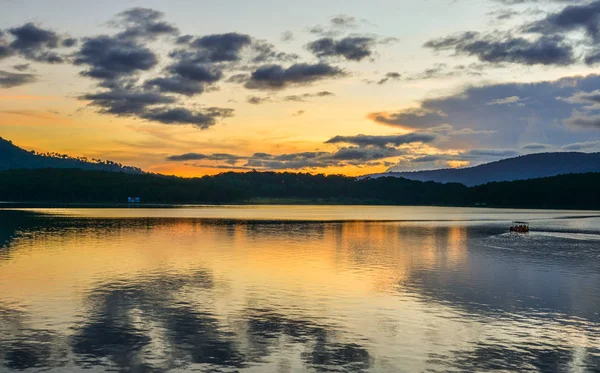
(1, 0, 600, 176)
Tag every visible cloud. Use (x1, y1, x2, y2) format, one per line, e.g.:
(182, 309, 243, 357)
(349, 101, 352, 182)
(394, 148, 520, 171)
(369, 73, 600, 149)
(176, 32, 252, 63)
(283, 91, 334, 101)
(112, 7, 179, 41)
(307, 36, 376, 61)
(377, 72, 401, 85)
(492, 0, 587, 4)
(464, 148, 519, 157)
(12, 63, 30, 71)
(561, 140, 600, 150)
(368, 108, 447, 129)
(487, 96, 522, 105)
(144, 76, 206, 96)
(561, 90, 600, 107)
(564, 111, 600, 129)
(521, 143, 552, 150)
(5, 23, 73, 63)
(488, 9, 521, 21)
(0, 70, 36, 88)
(325, 133, 437, 147)
(330, 15, 359, 29)
(250, 40, 299, 63)
(244, 63, 345, 90)
(81, 85, 176, 115)
(168, 135, 419, 170)
(525, 1, 600, 41)
(167, 152, 242, 164)
(424, 32, 574, 66)
(74, 36, 158, 80)
(292, 109, 305, 116)
(247, 95, 270, 105)
(281, 31, 294, 42)
(81, 79, 233, 129)
(62, 38, 78, 47)
(141, 107, 234, 129)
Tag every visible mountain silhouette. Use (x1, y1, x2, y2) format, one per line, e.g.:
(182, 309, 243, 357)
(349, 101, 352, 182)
(363, 152, 600, 186)
(0, 137, 142, 174)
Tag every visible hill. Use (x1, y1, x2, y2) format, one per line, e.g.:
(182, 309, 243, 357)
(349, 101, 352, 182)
(0, 168, 598, 210)
(363, 152, 600, 186)
(0, 137, 142, 174)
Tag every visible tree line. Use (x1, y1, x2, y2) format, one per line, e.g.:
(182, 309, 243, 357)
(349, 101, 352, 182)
(0, 168, 598, 209)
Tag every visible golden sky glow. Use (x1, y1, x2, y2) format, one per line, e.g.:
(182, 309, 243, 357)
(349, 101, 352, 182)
(1, 0, 600, 176)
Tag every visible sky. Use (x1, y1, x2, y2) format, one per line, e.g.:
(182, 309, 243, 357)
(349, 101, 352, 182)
(1, 0, 600, 176)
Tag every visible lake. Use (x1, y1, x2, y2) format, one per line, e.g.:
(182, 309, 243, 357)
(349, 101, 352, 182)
(1, 206, 599, 372)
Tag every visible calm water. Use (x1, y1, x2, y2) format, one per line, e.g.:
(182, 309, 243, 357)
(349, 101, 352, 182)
(1, 206, 600, 372)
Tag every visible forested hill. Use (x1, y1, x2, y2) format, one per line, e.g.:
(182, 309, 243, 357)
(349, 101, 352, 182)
(0, 137, 142, 174)
(0, 168, 598, 210)
(365, 152, 600, 186)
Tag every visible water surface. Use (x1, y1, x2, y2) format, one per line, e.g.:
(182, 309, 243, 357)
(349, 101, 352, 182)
(1, 206, 599, 372)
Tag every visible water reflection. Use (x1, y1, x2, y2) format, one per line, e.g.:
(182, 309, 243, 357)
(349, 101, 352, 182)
(0, 209, 599, 371)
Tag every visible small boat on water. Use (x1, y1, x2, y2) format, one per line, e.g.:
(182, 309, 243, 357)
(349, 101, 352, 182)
(510, 221, 530, 233)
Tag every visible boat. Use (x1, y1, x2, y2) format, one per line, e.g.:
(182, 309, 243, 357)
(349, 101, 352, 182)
(510, 221, 529, 233)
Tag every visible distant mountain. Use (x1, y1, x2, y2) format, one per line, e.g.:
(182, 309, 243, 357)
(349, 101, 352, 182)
(0, 137, 143, 174)
(363, 152, 600, 187)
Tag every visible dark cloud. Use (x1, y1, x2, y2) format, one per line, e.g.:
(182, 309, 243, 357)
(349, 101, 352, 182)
(226, 73, 250, 84)
(307, 36, 375, 61)
(424, 32, 574, 66)
(562, 89, 600, 106)
(525, 1, 600, 41)
(144, 59, 223, 97)
(141, 107, 234, 129)
(564, 112, 600, 129)
(81, 86, 176, 115)
(368, 108, 447, 129)
(325, 133, 437, 147)
(12, 63, 30, 71)
(6, 23, 65, 63)
(377, 72, 401, 85)
(245, 63, 345, 90)
(167, 153, 243, 164)
(464, 148, 520, 157)
(307, 14, 363, 38)
(281, 31, 294, 42)
(292, 109, 305, 116)
(404, 63, 462, 81)
(283, 91, 334, 101)
(327, 146, 406, 162)
(561, 140, 600, 150)
(184, 32, 252, 63)
(250, 40, 299, 63)
(0, 44, 12, 60)
(74, 36, 158, 80)
(170, 61, 223, 82)
(112, 7, 179, 41)
(62, 38, 78, 47)
(369, 74, 600, 150)
(488, 9, 521, 21)
(0, 70, 36, 88)
(169, 133, 421, 170)
(247, 95, 270, 105)
(522, 143, 553, 150)
(330, 15, 359, 29)
(168, 146, 407, 170)
(144, 76, 205, 96)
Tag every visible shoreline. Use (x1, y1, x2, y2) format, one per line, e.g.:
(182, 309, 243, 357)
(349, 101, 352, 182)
(1, 200, 600, 212)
